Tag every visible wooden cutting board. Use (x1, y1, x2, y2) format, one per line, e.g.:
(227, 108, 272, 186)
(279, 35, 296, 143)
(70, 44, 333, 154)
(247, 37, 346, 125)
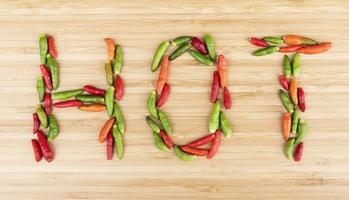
(0, 1, 348, 199)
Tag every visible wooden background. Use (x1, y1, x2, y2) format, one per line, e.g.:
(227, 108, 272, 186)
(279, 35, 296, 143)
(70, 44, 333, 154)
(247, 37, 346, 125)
(0, 1, 348, 199)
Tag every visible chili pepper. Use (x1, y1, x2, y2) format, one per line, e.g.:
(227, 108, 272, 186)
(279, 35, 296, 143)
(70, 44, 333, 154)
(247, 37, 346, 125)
(47, 35, 57, 58)
(174, 145, 197, 161)
(158, 110, 172, 135)
(248, 37, 269, 47)
(53, 100, 82, 108)
(290, 78, 298, 105)
(78, 104, 106, 112)
(294, 142, 304, 162)
(279, 45, 305, 53)
(217, 55, 227, 87)
(114, 101, 125, 134)
(279, 75, 289, 90)
(43, 93, 52, 115)
(151, 41, 170, 72)
(262, 36, 284, 45)
(204, 34, 216, 61)
(114, 45, 123, 74)
(296, 42, 332, 54)
(209, 100, 221, 133)
(223, 87, 232, 111)
(40, 65, 53, 91)
(46, 54, 59, 90)
(156, 55, 170, 94)
(47, 115, 58, 142)
(105, 61, 114, 86)
(279, 89, 294, 113)
(147, 90, 158, 119)
(146, 116, 161, 134)
(295, 119, 306, 144)
(282, 113, 291, 140)
(52, 89, 83, 100)
(252, 46, 279, 56)
(283, 55, 292, 78)
(39, 34, 48, 64)
(297, 87, 306, 112)
(105, 86, 115, 117)
(180, 145, 208, 156)
(104, 38, 115, 61)
(114, 75, 124, 101)
(153, 131, 169, 152)
(32, 113, 40, 134)
(36, 104, 48, 128)
(36, 76, 45, 102)
(189, 50, 213, 66)
(106, 131, 114, 160)
(112, 124, 124, 160)
(292, 53, 300, 78)
(207, 129, 221, 159)
(31, 139, 43, 162)
(291, 109, 300, 134)
(169, 43, 191, 61)
(210, 71, 219, 103)
(191, 37, 207, 55)
(75, 94, 105, 104)
(172, 36, 192, 46)
(83, 85, 106, 95)
(156, 83, 170, 108)
(187, 134, 215, 147)
(159, 130, 173, 149)
(36, 130, 53, 162)
(220, 111, 232, 138)
(282, 35, 318, 45)
(99, 117, 115, 143)
(284, 137, 295, 160)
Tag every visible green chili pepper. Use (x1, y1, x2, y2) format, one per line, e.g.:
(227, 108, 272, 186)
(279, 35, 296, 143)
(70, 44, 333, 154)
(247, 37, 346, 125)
(279, 89, 294, 113)
(113, 45, 123, 74)
(152, 131, 169, 152)
(46, 54, 59, 90)
(292, 53, 300, 78)
(47, 115, 58, 142)
(295, 119, 306, 144)
(172, 36, 192, 46)
(174, 145, 197, 161)
(114, 101, 125, 134)
(151, 41, 170, 72)
(52, 89, 83, 100)
(284, 137, 295, 160)
(189, 50, 213, 66)
(105, 86, 115, 117)
(105, 61, 113, 86)
(36, 76, 45, 102)
(36, 104, 48, 128)
(283, 55, 292, 78)
(209, 100, 221, 133)
(204, 34, 216, 61)
(262, 36, 284, 45)
(158, 110, 172, 135)
(291, 109, 300, 134)
(146, 116, 161, 134)
(169, 43, 191, 61)
(75, 94, 105, 104)
(252, 46, 279, 56)
(112, 124, 124, 160)
(39, 34, 48, 64)
(220, 111, 232, 138)
(147, 90, 158, 119)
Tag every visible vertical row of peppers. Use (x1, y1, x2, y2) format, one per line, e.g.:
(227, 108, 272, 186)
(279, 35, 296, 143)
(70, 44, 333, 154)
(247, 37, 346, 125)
(146, 35, 233, 161)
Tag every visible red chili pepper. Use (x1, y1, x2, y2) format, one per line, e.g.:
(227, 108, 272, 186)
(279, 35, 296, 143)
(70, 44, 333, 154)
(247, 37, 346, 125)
(40, 64, 53, 91)
(207, 129, 221, 159)
(294, 142, 304, 162)
(223, 87, 232, 110)
(297, 87, 306, 112)
(114, 74, 124, 101)
(211, 71, 220, 103)
(156, 83, 170, 108)
(36, 130, 53, 162)
(32, 113, 40, 134)
(31, 139, 43, 162)
(279, 45, 305, 53)
(296, 42, 332, 54)
(187, 134, 215, 147)
(180, 145, 208, 156)
(191, 37, 208, 55)
(43, 93, 52, 115)
(53, 100, 82, 108)
(279, 75, 289, 90)
(83, 85, 106, 95)
(106, 131, 114, 160)
(248, 37, 269, 47)
(47, 35, 57, 58)
(159, 130, 173, 149)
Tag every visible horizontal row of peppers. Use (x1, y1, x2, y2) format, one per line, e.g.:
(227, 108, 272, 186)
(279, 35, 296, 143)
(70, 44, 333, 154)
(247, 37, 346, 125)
(146, 35, 233, 161)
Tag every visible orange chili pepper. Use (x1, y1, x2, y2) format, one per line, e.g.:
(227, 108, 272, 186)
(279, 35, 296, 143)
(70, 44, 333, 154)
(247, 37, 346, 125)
(282, 113, 291, 140)
(217, 55, 227, 87)
(98, 117, 115, 143)
(78, 104, 106, 112)
(289, 78, 298, 105)
(104, 38, 115, 61)
(296, 42, 332, 54)
(278, 45, 305, 53)
(156, 55, 169, 94)
(282, 35, 317, 45)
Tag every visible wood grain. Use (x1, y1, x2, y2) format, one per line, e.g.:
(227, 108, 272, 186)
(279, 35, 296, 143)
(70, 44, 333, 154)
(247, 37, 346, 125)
(0, 0, 348, 199)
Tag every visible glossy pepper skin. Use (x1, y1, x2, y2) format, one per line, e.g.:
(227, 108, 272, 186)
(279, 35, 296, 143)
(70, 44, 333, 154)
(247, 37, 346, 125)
(169, 43, 191, 61)
(40, 65, 53, 91)
(282, 35, 318, 45)
(83, 85, 106, 95)
(47, 35, 57, 58)
(262, 36, 283, 45)
(146, 116, 161, 134)
(158, 110, 172, 135)
(191, 37, 208, 55)
(209, 100, 221, 133)
(284, 137, 295, 160)
(114, 75, 124, 101)
(297, 87, 306, 112)
(295, 119, 306, 145)
(112, 124, 124, 160)
(291, 109, 300, 134)
(217, 55, 227, 87)
(114, 45, 123, 74)
(104, 38, 115, 61)
(156, 83, 170, 108)
(292, 53, 301, 78)
(37, 130, 53, 162)
(204, 34, 216, 61)
(114, 101, 125, 134)
(39, 34, 48, 64)
(294, 142, 304, 162)
(174, 145, 197, 161)
(32, 113, 40, 134)
(78, 104, 106, 112)
(99, 117, 115, 143)
(46, 54, 59, 90)
(105, 61, 114, 86)
(223, 87, 232, 111)
(47, 115, 59, 142)
(52, 89, 83, 100)
(36, 76, 45, 102)
(53, 100, 82, 108)
(189, 50, 213, 66)
(151, 41, 170, 72)
(31, 139, 43, 162)
(36, 104, 48, 128)
(210, 71, 220, 103)
(156, 55, 169, 94)
(220, 111, 232, 138)
(282, 113, 291, 140)
(171, 36, 192, 46)
(75, 94, 105, 104)
(283, 55, 292, 78)
(187, 134, 215, 147)
(296, 42, 331, 54)
(279, 45, 305, 53)
(248, 37, 269, 47)
(153, 131, 169, 152)
(43, 93, 52, 116)
(159, 130, 173, 149)
(279, 75, 289, 90)
(252, 46, 279, 56)
(105, 86, 115, 117)
(279, 89, 294, 113)
(207, 129, 221, 159)
(289, 78, 298, 105)
(147, 91, 158, 119)
(106, 132, 114, 160)
(180, 146, 208, 156)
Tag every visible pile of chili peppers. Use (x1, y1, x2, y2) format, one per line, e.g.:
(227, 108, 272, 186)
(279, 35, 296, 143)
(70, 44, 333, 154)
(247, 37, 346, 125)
(146, 35, 233, 161)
